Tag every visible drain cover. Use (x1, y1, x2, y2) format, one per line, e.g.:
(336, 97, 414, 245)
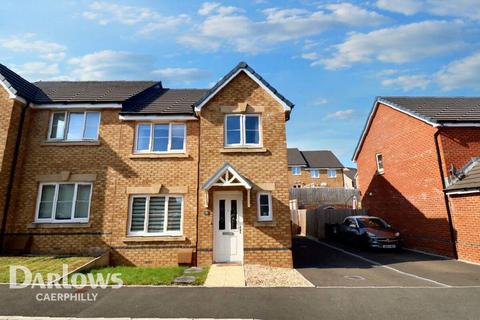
(344, 275, 366, 281)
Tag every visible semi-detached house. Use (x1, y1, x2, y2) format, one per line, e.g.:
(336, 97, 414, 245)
(0, 62, 294, 267)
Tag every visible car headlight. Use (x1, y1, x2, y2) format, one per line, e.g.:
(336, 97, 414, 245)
(395, 232, 400, 237)
(367, 232, 377, 238)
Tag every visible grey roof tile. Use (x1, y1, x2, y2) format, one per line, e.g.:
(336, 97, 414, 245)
(287, 148, 307, 166)
(0, 64, 39, 100)
(446, 158, 480, 191)
(300, 150, 344, 168)
(122, 86, 208, 115)
(33, 81, 159, 103)
(379, 97, 480, 123)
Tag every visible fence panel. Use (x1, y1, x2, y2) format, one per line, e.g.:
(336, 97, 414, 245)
(289, 187, 360, 208)
(303, 208, 367, 239)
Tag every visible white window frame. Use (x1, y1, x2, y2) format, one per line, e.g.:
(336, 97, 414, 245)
(310, 169, 320, 179)
(291, 167, 301, 175)
(224, 114, 262, 147)
(127, 194, 184, 236)
(327, 169, 337, 178)
(257, 192, 273, 222)
(47, 111, 101, 142)
(376, 153, 384, 174)
(134, 123, 186, 154)
(35, 182, 93, 223)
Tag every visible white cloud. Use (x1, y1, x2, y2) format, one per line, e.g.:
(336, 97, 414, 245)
(152, 68, 211, 84)
(68, 50, 155, 80)
(82, 1, 190, 34)
(320, 20, 465, 69)
(12, 62, 60, 81)
(313, 98, 328, 106)
(436, 51, 480, 91)
(1, 34, 66, 61)
(376, 0, 424, 15)
(301, 52, 321, 60)
(376, 0, 480, 20)
(381, 74, 430, 91)
(325, 109, 354, 119)
(180, 2, 387, 53)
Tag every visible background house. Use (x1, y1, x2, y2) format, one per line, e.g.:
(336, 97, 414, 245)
(354, 97, 480, 263)
(287, 148, 345, 188)
(343, 167, 357, 189)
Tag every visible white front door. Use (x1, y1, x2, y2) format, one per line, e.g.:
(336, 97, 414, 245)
(213, 192, 244, 263)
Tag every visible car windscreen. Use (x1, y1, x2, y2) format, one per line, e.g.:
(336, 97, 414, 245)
(356, 218, 388, 229)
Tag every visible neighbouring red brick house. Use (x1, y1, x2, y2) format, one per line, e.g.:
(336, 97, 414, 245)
(353, 97, 480, 263)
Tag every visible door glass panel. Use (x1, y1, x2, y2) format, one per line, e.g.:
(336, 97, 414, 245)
(219, 199, 225, 230)
(230, 199, 237, 230)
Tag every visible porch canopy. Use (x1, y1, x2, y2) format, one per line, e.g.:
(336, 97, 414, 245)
(202, 162, 252, 208)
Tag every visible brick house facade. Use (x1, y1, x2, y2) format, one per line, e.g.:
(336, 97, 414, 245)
(0, 62, 294, 267)
(354, 97, 480, 263)
(287, 148, 345, 188)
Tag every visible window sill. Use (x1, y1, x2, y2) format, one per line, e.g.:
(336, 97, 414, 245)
(123, 236, 186, 242)
(254, 220, 276, 227)
(41, 141, 100, 146)
(27, 222, 91, 229)
(129, 153, 189, 159)
(220, 147, 267, 153)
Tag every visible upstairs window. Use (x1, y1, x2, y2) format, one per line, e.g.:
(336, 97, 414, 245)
(376, 153, 384, 174)
(225, 114, 260, 147)
(257, 192, 272, 221)
(311, 169, 320, 178)
(49, 111, 100, 141)
(327, 169, 337, 178)
(291, 167, 301, 175)
(135, 123, 186, 153)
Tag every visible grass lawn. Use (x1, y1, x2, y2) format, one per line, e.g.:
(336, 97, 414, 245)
(0, 255, 93, 283)
(82, 266, 210, 285)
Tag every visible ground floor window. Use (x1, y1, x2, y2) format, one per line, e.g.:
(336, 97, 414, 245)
(36, 182, 92, 223)
(129, 195, 183, 236)
(257, 192, 273, 221)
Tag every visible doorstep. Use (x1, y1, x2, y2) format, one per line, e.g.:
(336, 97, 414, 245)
(204, 264, 246, 287)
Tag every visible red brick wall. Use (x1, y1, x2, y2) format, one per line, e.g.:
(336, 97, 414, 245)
(448, 193, 480, 263)
(357, 103, 455, 256)
(439, 127, 480, 175)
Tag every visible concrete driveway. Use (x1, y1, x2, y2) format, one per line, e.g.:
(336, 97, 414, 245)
(293, 236, 480, 288)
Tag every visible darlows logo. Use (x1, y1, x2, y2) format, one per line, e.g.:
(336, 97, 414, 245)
(9, 264, 123, 289)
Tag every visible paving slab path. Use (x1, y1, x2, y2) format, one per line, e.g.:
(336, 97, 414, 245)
(204, 264, 245, 287)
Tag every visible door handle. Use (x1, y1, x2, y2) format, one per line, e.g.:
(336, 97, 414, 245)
(239, 226, 242, 234)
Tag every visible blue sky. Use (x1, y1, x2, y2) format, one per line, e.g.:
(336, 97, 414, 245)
(1, 1, 480, 166)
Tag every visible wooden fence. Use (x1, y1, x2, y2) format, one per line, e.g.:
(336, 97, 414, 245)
(291, 207, 367, 239)
(289, 187, 360, 208)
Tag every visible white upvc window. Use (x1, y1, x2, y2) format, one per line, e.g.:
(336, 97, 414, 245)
(291, 167, 301, 175)
(327, 169, 337, 178)
(35, 182, 92, 223)
(257, 192, 273, 221)
(128, 195, 183, 236)
(134, 123, 186, 153)
(224, 114, 261, 147)
(310, 169, 320, 179)
(48, 111, 100, 141)
(376, 153, 384, 174)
